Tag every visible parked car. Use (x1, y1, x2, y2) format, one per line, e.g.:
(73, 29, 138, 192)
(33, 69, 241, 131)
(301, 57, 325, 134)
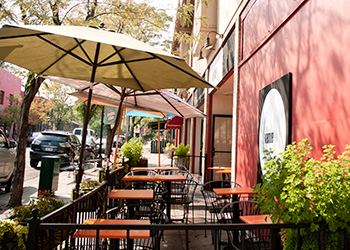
(26, 131, 41, 147)
(73, 128, 95, 140)
(0, 129, 16, 192)
(30, 130, 81, 168)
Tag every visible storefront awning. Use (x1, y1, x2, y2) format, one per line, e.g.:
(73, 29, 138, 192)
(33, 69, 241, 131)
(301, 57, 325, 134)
(165, 116, 183, 129)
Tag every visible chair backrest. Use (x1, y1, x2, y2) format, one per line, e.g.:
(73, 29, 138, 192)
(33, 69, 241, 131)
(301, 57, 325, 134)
(135, 209, 168, 250)
(186, 178, 199, 201)
(220, 201, 260, 223)
(201, 180, 241, 213)
(160, 169, 193, 180)
(201, 180, 241, 191)
(125, 170, 157, 176)
(220, 201, 269, 250)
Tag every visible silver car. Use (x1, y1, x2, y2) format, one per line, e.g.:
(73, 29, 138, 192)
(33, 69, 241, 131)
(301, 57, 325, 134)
(0, 129, 16, 192)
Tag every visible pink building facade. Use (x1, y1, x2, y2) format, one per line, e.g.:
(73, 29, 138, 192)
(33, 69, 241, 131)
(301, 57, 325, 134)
(0, 67, 21, 110)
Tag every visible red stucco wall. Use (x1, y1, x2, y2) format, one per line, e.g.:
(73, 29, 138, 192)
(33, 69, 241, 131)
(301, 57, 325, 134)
(236, 0, 350, 187)
(0, 67, 22, 110)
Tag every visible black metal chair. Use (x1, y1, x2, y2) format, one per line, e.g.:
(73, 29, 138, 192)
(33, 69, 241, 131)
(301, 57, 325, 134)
(114, 207, 168, 250)
(201, 180, 242, 225)
(169, 177, 198, 223)
(160, 169, 193, 196)
(123, 170, 157, 190)
(220, 201, 270, 250)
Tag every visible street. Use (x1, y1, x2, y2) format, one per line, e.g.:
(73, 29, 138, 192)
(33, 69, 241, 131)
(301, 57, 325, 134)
(0, 147, 99, 219)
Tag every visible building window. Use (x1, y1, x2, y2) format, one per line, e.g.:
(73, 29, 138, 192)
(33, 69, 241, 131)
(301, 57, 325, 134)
(0, 91, 4, 105)
(8, 94, 13, 106)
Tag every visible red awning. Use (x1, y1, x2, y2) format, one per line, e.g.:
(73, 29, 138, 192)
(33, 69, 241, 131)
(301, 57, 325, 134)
(165, 116, 183, 129)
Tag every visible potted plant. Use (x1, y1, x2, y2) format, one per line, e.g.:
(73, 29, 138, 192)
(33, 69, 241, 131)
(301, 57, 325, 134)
(174, 143, 190, 169)
(121, 138, 147, 166)
(254, 139, 350, 249)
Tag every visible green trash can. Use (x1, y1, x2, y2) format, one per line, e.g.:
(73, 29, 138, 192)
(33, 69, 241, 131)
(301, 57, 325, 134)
(38, 156, 60, 195)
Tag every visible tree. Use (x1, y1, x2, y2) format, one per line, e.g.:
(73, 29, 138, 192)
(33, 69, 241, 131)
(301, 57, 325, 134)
(0, 0, 173, 206)
(74, 100, 103, 126)
(41, 82, 76, 130)
(28, 96, 53, 127)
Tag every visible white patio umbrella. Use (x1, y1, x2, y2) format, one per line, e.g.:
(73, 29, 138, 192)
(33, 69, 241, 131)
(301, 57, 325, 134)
(0, 24, 212, 191)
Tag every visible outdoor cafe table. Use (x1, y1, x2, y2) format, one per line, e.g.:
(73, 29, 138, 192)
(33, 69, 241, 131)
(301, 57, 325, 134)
(107, 189, 154, 219)
(239, 214, 282, 250)
(73, 219, 150, 250)
(208, 166, 231, 180)
(154, 174, 186, 222)
(122, 175, 156, 182)
(213, 187, 256, 201)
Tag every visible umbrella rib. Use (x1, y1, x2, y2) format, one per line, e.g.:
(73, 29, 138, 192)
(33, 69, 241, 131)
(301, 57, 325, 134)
(113, 47, 145, 91)
(37, 35, 92, 67)
(100, 57, 155, 67)
(74, 38, 93, 65)
(80, 82, 100, 92)
(104, 84, 122, 95)
(98, 51, 119, 65)
(146, 52, 212, 87)
(155, 90, 184, 117)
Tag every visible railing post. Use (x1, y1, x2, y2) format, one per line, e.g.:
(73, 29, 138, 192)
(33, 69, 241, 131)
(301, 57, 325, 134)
(171, 151, 174, 167)
(270, 228, 282, 250)
(27, 208, 40, 250)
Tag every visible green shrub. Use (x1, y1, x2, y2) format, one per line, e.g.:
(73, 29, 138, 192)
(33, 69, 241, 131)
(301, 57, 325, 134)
(174, 143, 190, 158)
(0, 220, 28, 250)
(0, 194, 66, 249)
(12, 193, 66, 223)
(121, 137, 144, 166)
(254, 139, 350, 249)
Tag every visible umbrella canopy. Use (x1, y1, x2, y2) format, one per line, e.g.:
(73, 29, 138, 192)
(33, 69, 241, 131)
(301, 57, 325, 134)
(0, 24, 212, 192)
(0, 24, 212, 91)
(124, 110, 165, 119)
(45, 76, 206, 118)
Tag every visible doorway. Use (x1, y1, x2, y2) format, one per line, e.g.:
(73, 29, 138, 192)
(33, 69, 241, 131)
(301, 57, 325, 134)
(210, 115, 232, 178)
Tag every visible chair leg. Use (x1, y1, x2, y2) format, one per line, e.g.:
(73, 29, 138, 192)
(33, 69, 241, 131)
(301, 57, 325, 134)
(192, 202, 194, 224)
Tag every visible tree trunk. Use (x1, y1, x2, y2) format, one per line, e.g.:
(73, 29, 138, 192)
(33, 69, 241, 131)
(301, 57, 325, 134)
(8, 75, 44, 207)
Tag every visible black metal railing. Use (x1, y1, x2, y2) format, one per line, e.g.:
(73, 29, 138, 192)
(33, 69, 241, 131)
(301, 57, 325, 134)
(24, 164, 350, 250)
(26, 166, 128, 250)
(27, 211, 336, 250)
(171, 154, 207, 176)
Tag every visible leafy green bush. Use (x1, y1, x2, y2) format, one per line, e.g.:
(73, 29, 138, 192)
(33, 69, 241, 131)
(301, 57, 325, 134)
(121, 137, 144, 166)
(254, 139, 350, 249)
(0, 220, 28, 249)
(0, 194, 66, 249)
(174, 143, 190, 158)
(12, 193, 66, 223)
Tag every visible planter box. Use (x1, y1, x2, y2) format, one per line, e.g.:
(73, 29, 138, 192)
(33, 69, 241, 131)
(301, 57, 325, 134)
(137, 159, 148, 167)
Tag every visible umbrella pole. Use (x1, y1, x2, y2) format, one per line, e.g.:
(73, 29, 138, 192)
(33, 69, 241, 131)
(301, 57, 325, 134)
(98, 106, 105, 168)
(113, 108, 124, 165)
(106, 94, 126, 175)
(75, 85, 93, 197)
(158, 118, 160, 167)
